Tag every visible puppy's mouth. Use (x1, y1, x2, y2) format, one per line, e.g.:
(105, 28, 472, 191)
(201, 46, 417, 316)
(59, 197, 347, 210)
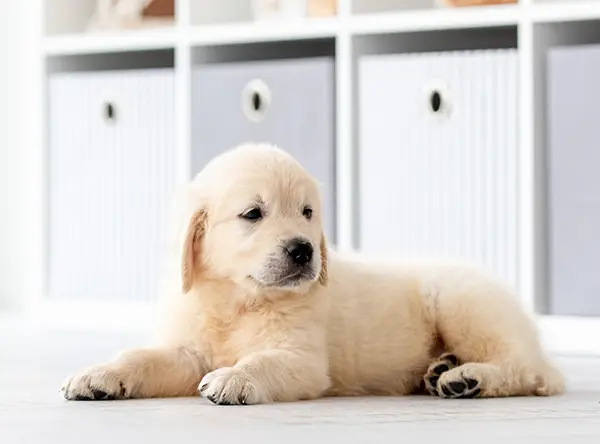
(250, 268, 317, 289)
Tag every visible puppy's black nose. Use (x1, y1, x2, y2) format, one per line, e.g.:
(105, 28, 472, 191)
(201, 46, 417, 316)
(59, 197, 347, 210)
(286, 239, 313, 266)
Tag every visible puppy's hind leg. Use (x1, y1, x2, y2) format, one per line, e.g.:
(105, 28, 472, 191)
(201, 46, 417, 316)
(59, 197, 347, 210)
(432, 270, 565, 398)
(423, 352, 460, 396)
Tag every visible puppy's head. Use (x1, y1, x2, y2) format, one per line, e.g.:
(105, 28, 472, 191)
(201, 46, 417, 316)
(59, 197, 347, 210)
(178, 143, 328, 295)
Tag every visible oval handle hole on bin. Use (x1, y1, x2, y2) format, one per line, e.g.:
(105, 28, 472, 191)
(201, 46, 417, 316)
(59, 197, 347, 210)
(424, 80, 452, 119)
(251, 92, 262, 112)
(242, 79, 271, 123)
(104, 102, 116, 122)
(430, 91, 442, 113)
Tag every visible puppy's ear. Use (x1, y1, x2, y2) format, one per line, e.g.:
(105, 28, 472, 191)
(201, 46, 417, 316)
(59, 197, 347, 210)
(318, 234, 328, 286)
(181, 208, 207, 294)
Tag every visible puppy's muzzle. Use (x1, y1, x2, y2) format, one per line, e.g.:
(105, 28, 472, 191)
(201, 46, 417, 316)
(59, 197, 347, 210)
(285, 239, 313, 267)
(252, 238, 317, 288)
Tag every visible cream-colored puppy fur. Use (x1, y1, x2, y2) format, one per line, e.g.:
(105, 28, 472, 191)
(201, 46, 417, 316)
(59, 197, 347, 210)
(62, 143, 564, 404)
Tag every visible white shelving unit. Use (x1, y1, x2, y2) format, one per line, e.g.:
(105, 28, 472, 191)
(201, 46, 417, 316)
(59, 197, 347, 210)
(31, 0, 600, 355)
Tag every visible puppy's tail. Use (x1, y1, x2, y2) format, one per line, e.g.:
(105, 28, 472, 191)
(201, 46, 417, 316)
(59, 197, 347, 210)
(532, 358, 566, 396)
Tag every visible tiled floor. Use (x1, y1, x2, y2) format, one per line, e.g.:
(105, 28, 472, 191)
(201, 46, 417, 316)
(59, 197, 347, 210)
(1, 320, 600, 444)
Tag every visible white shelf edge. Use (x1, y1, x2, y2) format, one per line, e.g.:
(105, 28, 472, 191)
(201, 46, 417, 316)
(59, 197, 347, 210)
(531, 1, 600, 24)
(43, 28, 178, 56)
(42, 21, 340, 57)
(517, 17, 535, 313)
(350, 4, 520, 35)
(538, 315, 600, 357)
(334, 29, 355, 252)
(187, 19, 340, 46)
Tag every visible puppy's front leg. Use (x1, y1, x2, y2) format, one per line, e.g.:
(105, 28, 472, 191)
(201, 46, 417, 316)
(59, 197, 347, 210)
(62, 346, 206, 400)
(199, 349, 330, 405)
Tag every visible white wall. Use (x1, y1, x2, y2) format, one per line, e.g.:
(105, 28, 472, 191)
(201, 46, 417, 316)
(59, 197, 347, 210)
(0, 4, 42, 311)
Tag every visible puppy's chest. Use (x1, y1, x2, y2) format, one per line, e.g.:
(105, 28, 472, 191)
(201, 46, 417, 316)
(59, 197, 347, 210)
(200, 310, 275, 369)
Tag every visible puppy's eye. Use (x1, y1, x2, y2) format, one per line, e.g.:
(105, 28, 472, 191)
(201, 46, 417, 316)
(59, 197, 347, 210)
(302, 207, 313, 220)
(240, 208, 263, 222)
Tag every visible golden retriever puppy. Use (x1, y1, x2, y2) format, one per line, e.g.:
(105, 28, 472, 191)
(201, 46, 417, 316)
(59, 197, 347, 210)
(61, 143, 564, 404)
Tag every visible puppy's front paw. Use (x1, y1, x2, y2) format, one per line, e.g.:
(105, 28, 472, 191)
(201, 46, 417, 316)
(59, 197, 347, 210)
(61, 365, 127, 401)
(199, 367, 265, 405)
